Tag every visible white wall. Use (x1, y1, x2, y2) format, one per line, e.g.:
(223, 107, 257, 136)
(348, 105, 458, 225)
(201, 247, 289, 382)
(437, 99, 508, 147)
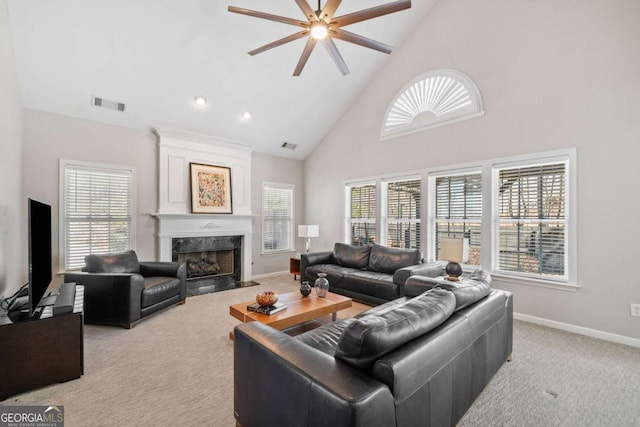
(0, 0, 24, 297)
(304, 0, 640, 340)
(251, 152, 305, 277)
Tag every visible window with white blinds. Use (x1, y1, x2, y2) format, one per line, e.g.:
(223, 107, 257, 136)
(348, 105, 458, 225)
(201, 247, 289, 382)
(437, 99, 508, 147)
(495, 160, 567, 280)
(347, 183, 377, 246)
(430, 171, 482, 265)
(61, 160, 134, 270)
(385, 178, 421, 249)
(262, 183, 294, 253)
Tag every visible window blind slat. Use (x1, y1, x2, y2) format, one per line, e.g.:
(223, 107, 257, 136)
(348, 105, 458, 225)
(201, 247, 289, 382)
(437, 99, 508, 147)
(349, 184, 376, 246)
(262, 184, 293, 252)
(63, 163, 133, 270)
(386, 179, 421, 249)
(433, 172, 482, 266)
(497, 162, 567, 278)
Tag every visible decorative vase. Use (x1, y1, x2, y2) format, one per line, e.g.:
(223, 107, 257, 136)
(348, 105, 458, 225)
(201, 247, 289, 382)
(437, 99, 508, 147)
(299, 281, 312, 297)
(314, 273, 329, 298)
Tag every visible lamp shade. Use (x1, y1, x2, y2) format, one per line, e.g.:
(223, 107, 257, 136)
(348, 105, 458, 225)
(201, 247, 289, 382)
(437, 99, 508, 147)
(298, 225, 319, 238)
(440, 237, 469, 263)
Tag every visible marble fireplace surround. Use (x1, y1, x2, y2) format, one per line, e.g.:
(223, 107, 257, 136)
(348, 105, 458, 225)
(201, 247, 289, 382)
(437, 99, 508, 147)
(172, 235, 242, 296)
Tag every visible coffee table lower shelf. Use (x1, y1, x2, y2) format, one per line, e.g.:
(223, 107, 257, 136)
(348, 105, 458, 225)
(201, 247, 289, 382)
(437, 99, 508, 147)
(229, 291, 352, 339)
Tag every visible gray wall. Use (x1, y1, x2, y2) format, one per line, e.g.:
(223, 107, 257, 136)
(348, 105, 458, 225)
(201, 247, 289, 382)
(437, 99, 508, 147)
(0, 0, 24, 297)
(251, 152, 305, 277)
(20, 109, 304, 285)
(304, 0, 640, 340)
(22, 109, 157, 286)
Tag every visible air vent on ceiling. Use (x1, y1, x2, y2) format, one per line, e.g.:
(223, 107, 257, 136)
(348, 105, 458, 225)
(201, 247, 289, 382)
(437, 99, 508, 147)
(281, 142, 297, 150)
(91, 96, 126, 112)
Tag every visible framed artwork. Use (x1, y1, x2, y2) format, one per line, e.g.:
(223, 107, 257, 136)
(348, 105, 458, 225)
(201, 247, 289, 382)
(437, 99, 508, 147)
(190, 163, 233, 214)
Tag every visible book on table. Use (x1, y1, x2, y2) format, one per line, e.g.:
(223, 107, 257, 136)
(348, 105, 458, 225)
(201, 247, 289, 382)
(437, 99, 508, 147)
(247, 302, 287, 315)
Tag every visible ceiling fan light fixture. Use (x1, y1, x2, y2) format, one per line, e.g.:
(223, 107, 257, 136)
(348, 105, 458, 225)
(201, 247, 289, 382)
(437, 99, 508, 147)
(228, 0, 412, 75)
(310, 22, 329, 40)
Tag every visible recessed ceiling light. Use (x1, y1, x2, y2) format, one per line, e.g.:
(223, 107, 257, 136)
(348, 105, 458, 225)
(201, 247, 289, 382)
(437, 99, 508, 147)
(242, 112, 251, 119)
(193, 96, 207, 107)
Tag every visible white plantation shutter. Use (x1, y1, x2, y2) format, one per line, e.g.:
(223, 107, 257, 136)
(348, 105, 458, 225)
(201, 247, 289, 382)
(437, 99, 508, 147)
(496, 161, 567, 279)
(385, 178, 421, 249)
(62, 161, 134, 270)
(431, 171, 482, 266)
(348, 183, 377, 246)
(262, 183, 293, 252)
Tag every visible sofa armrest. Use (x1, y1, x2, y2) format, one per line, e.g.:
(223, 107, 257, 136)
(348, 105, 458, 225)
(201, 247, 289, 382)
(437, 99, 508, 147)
(403, 274, 450, 297)
(393, 261, 443, 287)
(300, 251, 334, 282)
(139, 261, 185, 278)
(234, 322, 395, 427)
(139, 261, 187, 301)
(63, 272, 145, 325)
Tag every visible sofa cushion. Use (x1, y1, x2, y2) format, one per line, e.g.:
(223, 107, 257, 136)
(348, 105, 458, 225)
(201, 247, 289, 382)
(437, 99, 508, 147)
(333, 243, 371, 269)
(335, 288, 456, 371)
(368, 244, 421, 273)
(84, 250, 140, 274)
(434, 269, 492, 311)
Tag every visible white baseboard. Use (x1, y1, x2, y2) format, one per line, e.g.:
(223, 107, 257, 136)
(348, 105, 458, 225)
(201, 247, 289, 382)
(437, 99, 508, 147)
(251, 270, 291, 280)
(514, 312, 640, 349)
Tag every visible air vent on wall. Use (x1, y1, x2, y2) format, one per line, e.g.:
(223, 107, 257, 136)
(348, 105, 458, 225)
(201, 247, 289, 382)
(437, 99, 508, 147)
(91, 96, 126, 112)
(281, 142, 297, 150)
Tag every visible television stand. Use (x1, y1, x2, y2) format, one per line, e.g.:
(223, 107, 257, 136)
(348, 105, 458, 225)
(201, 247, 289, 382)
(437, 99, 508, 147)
(0, 285, 84, 401)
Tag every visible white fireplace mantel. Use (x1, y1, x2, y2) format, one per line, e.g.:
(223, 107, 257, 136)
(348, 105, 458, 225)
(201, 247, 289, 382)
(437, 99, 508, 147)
(152, 127, 254, 281)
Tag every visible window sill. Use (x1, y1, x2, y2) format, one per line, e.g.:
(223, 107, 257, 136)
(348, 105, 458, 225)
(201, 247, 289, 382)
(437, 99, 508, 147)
(261, 250, 297, 257)
(490, 272, 579, 292)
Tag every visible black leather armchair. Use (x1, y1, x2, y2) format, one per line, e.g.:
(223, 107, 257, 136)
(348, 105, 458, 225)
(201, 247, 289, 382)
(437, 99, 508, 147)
(64, 250, 187, 328)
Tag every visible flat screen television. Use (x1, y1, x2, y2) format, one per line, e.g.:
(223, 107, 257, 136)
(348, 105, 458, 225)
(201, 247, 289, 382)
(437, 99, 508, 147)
(28, 198, 53, 317)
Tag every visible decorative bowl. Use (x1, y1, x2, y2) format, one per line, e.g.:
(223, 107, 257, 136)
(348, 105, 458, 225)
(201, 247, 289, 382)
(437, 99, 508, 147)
(256, 291, 278, 307)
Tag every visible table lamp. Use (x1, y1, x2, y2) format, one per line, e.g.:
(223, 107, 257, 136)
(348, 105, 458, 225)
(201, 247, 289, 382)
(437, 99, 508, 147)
(298, 225, 319, 253)
(440, 237, 469, 281)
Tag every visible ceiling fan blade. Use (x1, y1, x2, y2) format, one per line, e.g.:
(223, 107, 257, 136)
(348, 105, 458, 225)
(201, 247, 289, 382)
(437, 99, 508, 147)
(322, 38, 350, 76)
(293, 37, 318, 76)
(228, 6, 308, 27)
(332, 29, 393, 54)
(248, 31, 309, 56)
(320, 0, 342, 21)
(332, 0, 411, 27)
(294, 0, 316, 20)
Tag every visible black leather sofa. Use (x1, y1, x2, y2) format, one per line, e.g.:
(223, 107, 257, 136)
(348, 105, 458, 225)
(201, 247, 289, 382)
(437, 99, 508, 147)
(64, 250, 187, 328)
(234, 270, 513, 427)
(301, 243, 443, 305)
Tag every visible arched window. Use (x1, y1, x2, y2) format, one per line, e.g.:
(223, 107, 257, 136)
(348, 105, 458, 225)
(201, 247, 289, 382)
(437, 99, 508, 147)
(381, 69, 484, 140)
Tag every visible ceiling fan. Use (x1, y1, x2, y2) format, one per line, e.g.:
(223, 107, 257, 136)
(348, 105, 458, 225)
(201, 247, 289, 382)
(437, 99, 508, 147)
(228, 0, 412, 76)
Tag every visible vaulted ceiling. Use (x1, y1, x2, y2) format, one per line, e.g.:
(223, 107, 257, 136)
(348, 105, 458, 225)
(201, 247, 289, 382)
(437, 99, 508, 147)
(7, 0, 438, 159)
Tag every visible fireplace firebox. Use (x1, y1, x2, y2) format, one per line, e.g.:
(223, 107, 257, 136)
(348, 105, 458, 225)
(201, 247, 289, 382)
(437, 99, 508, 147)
(172, 236, 241, 296)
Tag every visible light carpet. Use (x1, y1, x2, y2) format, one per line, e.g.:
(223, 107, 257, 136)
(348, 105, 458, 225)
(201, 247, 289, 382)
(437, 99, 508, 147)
(2, 274, 639, 427)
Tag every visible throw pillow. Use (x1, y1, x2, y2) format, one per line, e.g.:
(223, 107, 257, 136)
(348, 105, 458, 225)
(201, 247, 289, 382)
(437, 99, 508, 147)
(335, 288, 456, 371)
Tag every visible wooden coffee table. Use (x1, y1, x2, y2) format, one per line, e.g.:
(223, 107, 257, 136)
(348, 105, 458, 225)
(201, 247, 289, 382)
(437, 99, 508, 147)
(229, 291, 352, 339)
